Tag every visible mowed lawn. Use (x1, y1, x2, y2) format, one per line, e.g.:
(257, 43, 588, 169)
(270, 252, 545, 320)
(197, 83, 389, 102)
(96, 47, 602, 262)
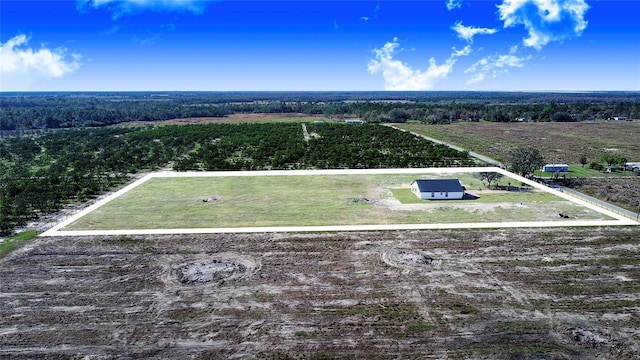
(66, 173, 611, 230)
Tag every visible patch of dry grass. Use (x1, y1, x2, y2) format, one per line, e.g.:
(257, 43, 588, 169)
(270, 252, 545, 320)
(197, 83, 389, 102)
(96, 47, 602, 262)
(398, 121, 640, 164)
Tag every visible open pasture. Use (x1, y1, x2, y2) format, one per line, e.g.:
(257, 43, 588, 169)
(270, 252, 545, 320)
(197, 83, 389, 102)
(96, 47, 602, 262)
(398, 121, 640, 165)
(57, 168, 624, 234)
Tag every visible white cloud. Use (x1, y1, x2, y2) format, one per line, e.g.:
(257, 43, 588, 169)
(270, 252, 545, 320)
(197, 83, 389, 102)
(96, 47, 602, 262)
(446, 0, 463, 11)
(465, 54, 530, 84)
(452, 22, 498, 43)
(0, 34, 82, 91)
(368, 38, 470, 91)
(452, 45, 472, 57)
(78, 0, 217, 17)
(497, 0, 589, 50)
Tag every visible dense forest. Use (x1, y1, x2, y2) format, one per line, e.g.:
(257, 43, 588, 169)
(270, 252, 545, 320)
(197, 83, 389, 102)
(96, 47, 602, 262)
(1, 92, 638, 131)
(0, 122, 474, 235)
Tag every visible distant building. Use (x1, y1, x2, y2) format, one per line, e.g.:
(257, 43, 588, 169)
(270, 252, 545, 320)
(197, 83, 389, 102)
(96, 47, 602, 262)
(542, 164, 569, 172)
(345, 119, 365, 124)
(411, 179, 465, 200)
(613, 116, 628, 121)
(624, 162, 640, 171)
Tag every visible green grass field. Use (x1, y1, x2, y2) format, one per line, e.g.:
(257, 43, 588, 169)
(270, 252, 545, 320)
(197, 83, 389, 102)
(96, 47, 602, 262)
(535, 165, 634, 178)
(66, 173, 611, 230)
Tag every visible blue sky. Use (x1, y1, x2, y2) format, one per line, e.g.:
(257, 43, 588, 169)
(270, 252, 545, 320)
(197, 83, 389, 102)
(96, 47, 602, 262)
(1, 0, 639, 91)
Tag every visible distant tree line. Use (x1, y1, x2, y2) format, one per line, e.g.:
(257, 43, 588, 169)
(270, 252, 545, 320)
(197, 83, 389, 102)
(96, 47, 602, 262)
(1, 92, 638, 130)
(355, 100, 639, 124)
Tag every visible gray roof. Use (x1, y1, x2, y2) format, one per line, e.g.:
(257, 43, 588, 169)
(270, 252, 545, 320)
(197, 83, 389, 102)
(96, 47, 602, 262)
(412, 179, 463, 193)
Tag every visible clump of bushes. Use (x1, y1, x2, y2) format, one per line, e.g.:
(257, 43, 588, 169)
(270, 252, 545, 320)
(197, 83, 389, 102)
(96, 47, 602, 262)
(589, 162, 604, 171)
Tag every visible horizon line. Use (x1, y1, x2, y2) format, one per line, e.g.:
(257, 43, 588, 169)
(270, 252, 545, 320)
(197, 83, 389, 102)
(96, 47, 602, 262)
(2, 90, 639, 94)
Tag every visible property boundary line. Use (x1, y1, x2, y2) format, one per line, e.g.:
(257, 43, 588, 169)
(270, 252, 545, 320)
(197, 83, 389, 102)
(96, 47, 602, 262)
(40, 167, 638, 237)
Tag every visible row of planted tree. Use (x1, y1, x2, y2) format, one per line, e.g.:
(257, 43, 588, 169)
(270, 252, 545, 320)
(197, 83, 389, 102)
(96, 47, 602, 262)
(0, 122, 475, 235)
(174, 123, 475, 171)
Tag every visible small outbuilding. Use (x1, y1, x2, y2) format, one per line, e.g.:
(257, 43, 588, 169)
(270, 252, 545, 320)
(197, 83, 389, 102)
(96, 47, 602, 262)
(411, 179, 465, 200)
(624, 162, 640, 171)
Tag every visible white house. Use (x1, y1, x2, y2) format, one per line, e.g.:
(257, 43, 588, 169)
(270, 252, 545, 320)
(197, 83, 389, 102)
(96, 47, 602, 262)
(411, 179, 465, 200)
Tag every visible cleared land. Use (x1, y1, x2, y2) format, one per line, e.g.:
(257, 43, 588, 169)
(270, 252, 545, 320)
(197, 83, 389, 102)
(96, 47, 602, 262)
(62, 170, 616, 232)
(123, 113, 324, 127)
(574, 177, 640, 213)
(2, 228, 639, 359)
(397, 121, 640, 165)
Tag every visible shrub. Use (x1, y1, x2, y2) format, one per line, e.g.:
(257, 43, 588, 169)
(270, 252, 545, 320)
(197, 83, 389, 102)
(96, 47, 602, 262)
(589, 162, 603, 171)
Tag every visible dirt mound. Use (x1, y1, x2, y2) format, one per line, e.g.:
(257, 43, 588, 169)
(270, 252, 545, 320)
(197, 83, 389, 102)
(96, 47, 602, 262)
(349, 197, 378, 205)
(568, 328, 613, 349)
(399, 251, 433, 265)
(380, 249, 436, 268)
(178, 260, 245, 284)
(165, 253, 261, 286)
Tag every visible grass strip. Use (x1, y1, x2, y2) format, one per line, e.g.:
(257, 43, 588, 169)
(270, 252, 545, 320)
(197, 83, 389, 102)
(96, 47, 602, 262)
(0, 230, 38, 256)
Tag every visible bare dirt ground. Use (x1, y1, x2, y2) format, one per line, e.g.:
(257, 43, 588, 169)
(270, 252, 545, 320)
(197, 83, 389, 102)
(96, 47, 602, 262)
(123, 113, 324, 127)
(2, 228, 639, 359)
